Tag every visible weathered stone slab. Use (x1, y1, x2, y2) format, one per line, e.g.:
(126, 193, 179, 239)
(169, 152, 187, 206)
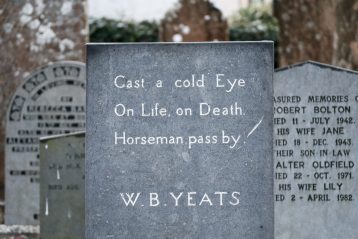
(39, 132, 85, 239)
(274, 61, 358, 238)
(0, 1, 87, 216)
(86, 42, 273, 238)
(5, 61, 86, 225)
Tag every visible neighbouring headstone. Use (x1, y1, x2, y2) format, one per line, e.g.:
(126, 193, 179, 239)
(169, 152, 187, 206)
(160, 0, 229, 42)
(274, 61, 358, 238)
(86, 42, 273, 238)
(5, 61, 86, 225)
(0, 1, 87, 217)
(40, 132, 85, 239)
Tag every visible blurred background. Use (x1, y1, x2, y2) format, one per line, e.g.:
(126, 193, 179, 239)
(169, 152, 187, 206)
(0, 0, 358, 227)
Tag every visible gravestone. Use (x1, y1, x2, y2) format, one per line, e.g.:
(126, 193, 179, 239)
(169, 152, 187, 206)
(274, 61, 358, 238)
(0, 1, 87, 216)
(5, 61, 86, 225)
(86, 42, 274, 238)
(40, 132, 85, 239)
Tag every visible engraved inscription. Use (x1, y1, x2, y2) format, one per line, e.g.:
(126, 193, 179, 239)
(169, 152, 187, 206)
(5, 62, 86, 225)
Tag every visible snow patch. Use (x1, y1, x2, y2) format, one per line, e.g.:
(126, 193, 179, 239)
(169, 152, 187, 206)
(61, 2, 73, 15)
(29, 19, 40, 29)
(23, 72, 30, 78)
(179, 24, 190, 35)
(204, 15, 211, 21)
(16, 33, 24, 44)
(3, 23, 13, 33)
(59, 39, 75, 52)
(172, 34, 183, 42)
(36, 23, 56, 45)
(20, 15, 32, 25)
(22, 3, 34, 15)
(35, 0, 45, 14)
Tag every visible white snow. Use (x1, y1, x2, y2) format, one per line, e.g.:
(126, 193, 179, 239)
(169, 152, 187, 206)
(29, 19, 40, 29)
(180, 25, 190, 35)
(35, 0, 45, 14)
(30, 43, 40, 52)
(61, 2, 73, 15)
(36, 23, 56, 45)
(59, 38, 75, 52)
(22, 3, 34, 15)
(16, 33, 24, 44)
(172, 34, 183, 42)
(20, 15, 32, 25)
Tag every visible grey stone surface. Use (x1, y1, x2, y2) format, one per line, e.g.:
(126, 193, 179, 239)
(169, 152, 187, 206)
(86, 42, 274, 238)
(274, 61, 358, 239)
(5, 61, 86, 225)
(39, 132, 85, 239)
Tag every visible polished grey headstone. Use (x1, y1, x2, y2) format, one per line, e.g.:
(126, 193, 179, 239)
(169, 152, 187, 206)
(86, 42, 274, 238)
(274, 61, 358, 239)
(39, 132, 85, 239)
(5, 61, 86, 225)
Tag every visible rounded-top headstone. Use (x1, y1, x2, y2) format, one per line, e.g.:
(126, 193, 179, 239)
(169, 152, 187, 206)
(5, 61, 86, 225)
